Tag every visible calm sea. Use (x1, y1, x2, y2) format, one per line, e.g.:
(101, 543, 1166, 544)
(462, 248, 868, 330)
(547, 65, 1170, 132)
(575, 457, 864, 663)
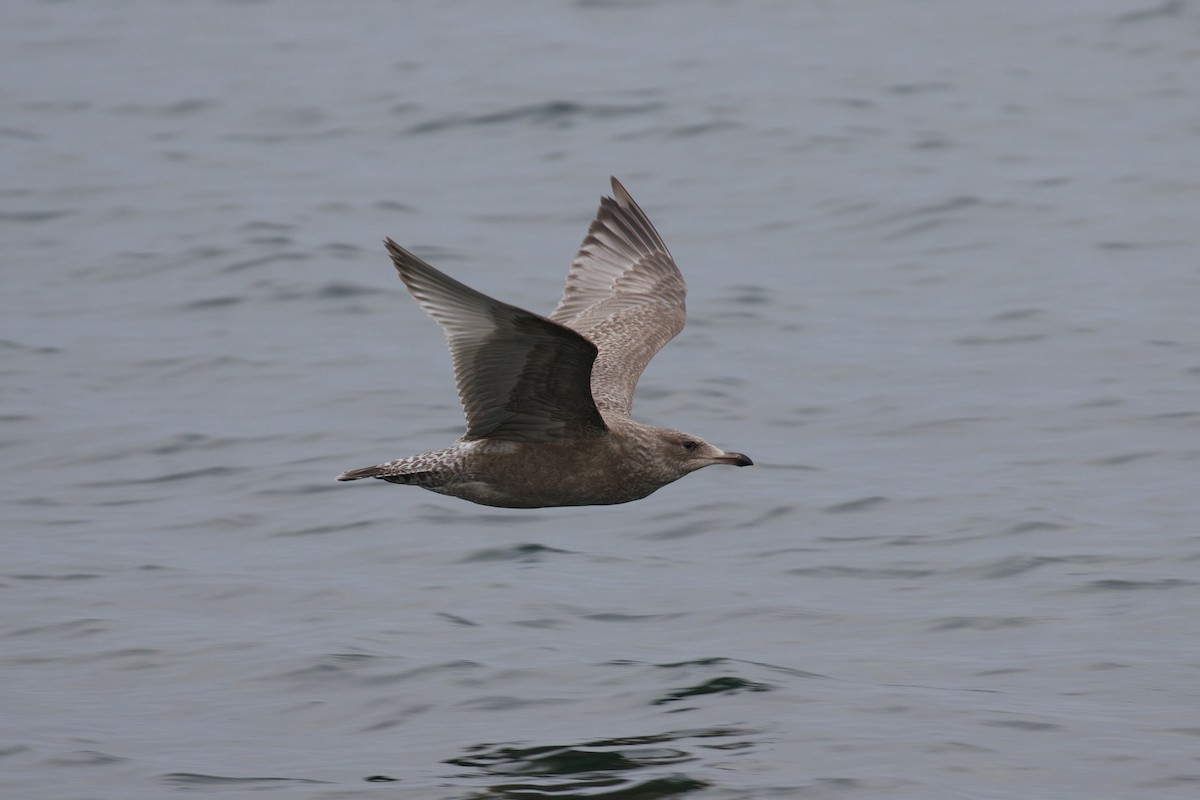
(4, 1, 1199, 798)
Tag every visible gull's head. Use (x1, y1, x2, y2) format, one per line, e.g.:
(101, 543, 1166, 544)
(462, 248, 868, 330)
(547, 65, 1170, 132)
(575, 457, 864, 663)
(654, 428, 753, 476)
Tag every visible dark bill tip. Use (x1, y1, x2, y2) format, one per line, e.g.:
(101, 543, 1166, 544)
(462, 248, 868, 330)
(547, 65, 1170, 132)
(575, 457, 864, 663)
(721, 452, 753, 467)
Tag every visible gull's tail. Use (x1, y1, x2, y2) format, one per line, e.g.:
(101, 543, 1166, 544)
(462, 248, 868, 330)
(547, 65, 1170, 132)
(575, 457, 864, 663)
(336, 451, 450, 487)
(336, 465, 387, 481)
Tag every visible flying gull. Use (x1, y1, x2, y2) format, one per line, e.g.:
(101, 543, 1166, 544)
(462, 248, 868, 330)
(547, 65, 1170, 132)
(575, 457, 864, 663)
(337, 177, 752, 507)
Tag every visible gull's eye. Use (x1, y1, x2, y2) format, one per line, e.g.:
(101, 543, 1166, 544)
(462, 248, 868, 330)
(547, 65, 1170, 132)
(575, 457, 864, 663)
(682, 440, 697, 451)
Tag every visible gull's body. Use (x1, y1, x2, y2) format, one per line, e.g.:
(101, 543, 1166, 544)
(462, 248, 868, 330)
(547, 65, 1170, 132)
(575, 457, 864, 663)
(337, 178, 751, 508)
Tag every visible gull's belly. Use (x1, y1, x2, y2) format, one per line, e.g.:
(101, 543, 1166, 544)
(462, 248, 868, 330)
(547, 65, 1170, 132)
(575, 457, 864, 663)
(442, 438, 662, 508)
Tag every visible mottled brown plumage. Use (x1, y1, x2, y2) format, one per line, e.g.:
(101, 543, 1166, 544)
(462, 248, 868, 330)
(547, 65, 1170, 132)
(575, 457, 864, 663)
(337, 178, 751, 507)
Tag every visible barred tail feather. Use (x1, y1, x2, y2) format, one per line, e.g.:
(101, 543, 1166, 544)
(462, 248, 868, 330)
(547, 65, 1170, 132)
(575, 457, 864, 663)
(337, 448, 457, 486)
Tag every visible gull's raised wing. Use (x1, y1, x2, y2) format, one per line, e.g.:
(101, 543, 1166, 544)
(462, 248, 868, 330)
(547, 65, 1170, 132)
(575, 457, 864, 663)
(549, 178, 686, 418)
(387, 240, 607, 442)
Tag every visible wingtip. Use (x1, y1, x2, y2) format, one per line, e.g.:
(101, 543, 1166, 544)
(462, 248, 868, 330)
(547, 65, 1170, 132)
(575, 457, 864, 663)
(609, 176, 631, 204)
(382, 237, 434, 285)
(382, 236, 405, 264)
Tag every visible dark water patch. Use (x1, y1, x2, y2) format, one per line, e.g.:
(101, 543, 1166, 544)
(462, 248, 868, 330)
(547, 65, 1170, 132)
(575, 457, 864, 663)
(146, 434, 254, 456)
(315, 281, 377, 299)
(818, 95, 875, 110)
(743, 660, 829, 680)
(1163, 727, 1200, 736)
(323, 653, 378, 665)
(278, 656, 481, 690)
(449, 743, 689, 774)
(722, 285, 772, 306)
(0, 209, 76, 223)
(1115, 0, 1185, 23)
(6, 573, 102, 586)
(458, 696, 574, 712)
(223, 128, 350, 144)
(4, 618, 106, 638)
(439, 612, 482, 627)
(374, 199, 417, 212)
(260, 482, 350, 498)
(1006, 520, 1067, 534)
(1144, 410, 1200, 423)
(876, 196, 982, 222)
(1076, 578, 1195, 592)
(967, 554, 1105, 579)
(669, 120, 739, 137)
(81, 465, 242, 487)
(788, 564, 937, 580)
(446, 728, 749, 798)
(1026, 176, 1072, 188)
(240, 220, 294, 232)
(956, 333, 1049, 346)
(888, 80, 950, 95)
(167, 514, 260, 532)
(639, 516, 727, 540)
(513, 617, 571, 630)
(922, 741, 997, 755)
(822, 496, 887, 513)
(12, 648, 163, 669)
(407, 100, 664, 134)
(72, 432, 265, 464)
(1090, 451, 1157, 466)
(113, 98, 217, 116)
(1078, 396, 1124, 408)
(0, 745, 30, 759)
(274, 519, 375, 537)
(163, 773, 327, 787)
(911, 134, 951, 150)
(865, 207, 980, 241)
(181, 295, 243, 310)
(735, 505, 796, 529)
(990, 307, 1045, 322)
(584, 613, 686, 623)
(245, 235, 292, 247)
(91, 648, 162, 665)
(979, 719, 1061, 732)
(457, 772, 707, 799)
(183, 245, 230, 260)
(220, 252, 309, 273)
(13, 494, 61, 507)
(615, 657, 826, 681)
(0, 126, 43, 140)
(658, 657, 824, 680)
(973, 668, 1030, 677)
(898, 415, 991, 432)
(20, 100, 92, 113)
(1098, 239, 1188, 250)
(653, 676, 773, 706)
(44, 750, 126, 767)
(459, 542, 573, 563)
(927, 616, 1043, 632)
(139, 354, 274, 380)
(651, 657, 731, 669)
(0, 339, 62, 355)
(1136, 775, 1200, 790)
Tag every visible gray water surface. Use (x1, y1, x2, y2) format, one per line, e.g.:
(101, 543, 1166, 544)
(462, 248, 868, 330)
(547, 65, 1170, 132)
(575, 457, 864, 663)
(4, 1, 1200, 798)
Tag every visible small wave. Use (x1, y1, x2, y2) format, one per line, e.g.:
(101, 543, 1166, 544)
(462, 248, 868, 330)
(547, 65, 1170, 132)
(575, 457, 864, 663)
(407, 100, 664, 134)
